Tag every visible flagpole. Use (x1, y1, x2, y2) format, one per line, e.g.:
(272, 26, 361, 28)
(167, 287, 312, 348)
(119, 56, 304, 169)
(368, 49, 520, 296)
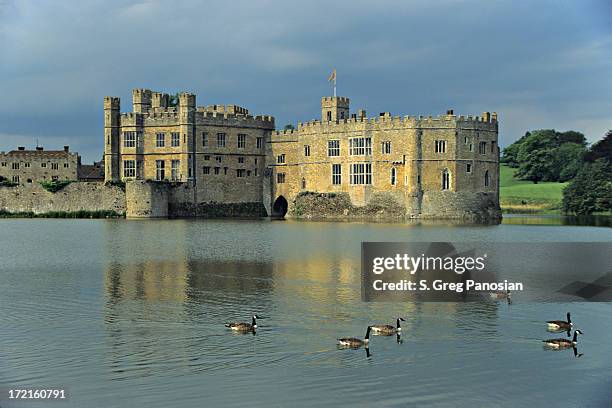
(334, 76, 336, 97)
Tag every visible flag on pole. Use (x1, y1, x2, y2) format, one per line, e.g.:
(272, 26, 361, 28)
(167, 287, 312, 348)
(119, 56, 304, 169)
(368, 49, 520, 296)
(328, 69, 336, 82)
(328, 69, 337, 97)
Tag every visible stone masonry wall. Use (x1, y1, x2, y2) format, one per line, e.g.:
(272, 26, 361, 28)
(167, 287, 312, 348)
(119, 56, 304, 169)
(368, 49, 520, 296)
(0, 182, 125, 214)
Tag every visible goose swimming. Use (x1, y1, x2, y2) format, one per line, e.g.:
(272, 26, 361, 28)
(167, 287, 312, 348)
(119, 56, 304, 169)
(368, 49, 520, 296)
(338, 326, 372, 348)
(547, 312, 573, 331)
(225, 315, 259, 331)
(542, 329, 583, 349)
(371, 318, 405, 335)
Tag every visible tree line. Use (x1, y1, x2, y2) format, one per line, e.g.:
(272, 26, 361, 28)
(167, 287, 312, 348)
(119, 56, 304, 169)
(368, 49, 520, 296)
(502, 129, 611, 215)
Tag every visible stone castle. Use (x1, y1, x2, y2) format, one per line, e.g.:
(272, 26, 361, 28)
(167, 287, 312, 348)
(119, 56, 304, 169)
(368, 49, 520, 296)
(102, 88, 500, 219)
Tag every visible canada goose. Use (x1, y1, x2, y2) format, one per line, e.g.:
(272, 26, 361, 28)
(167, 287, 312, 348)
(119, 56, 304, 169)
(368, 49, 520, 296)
(371, 318, 405, 335)
(547, 312, 573, 331)
(225, 315, 259, 331)
(338, 326, 372, 348)
(542, 329, 583, 348)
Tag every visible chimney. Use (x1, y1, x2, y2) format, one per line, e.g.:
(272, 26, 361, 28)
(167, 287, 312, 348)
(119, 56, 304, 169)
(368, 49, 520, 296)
(64, 146, 69, 152)
(18, 146, 25, 151)
(36, 146, 44, 151)
(446, 109, 454, 115)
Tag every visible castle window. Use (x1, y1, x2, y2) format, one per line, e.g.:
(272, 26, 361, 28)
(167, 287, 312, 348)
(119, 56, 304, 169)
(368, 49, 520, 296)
(304, 145, 310, 157)
(155, 160, 165, 180)
(41, 162, 46, 168)
(51, 176, 58, 181)
(247, 170, 251, 176)
(27, 179, 32, 183)
(51, 163, 59, 170)
(332, 164, 342, 185)
(442, 168, 451, 190)
(224, 167, 228, 175)
(328, 140, 340, 157)
(238, 156, 245, 164)
(237, 169, 246, 178)
(382, 141, 392, 154)
(417, 175, 421, 184)
(485, 170, 490, 187)
(391, 168, 397, 185)
(350, 163, 372, 185)
(327, 111, 332, 121)
(156, 133, 165, 147)
(204, 155, 210, 161)
(464, 136, 468, 144)
(12, 175, 19, 183)
(491, 141, 496, 153)
(171, 132, 180, 147)
(24, 162, 30, 168)
(202, 132, 209, 147)
(469, 143, 473, 152)
(435, 140, 447, 154)
(215, 156, 222, 163)
(254, 168, 258, 176)
(171, 160, 180, 181)
(349, 137, 372, 156)
(123, 160, 136, 178)
(214, 167, 220, 175)
(63, 163, 69, 168)
(217, 133, 226, 148)
(277, 173, 286, 183)
(123, 131, 136, 148)
(256, 137, 264, 149)
(302, 178, 306, 189)
(277, 154, 286, 164)
(1, 162, 5, 167)
(479, 141, 487, 154)
(466, 163, 472, 173)
(12, 162, 19, 170)
(203, 166, 210, 175)
(238, 134, 247, 149)
(255, 158, 258, 165)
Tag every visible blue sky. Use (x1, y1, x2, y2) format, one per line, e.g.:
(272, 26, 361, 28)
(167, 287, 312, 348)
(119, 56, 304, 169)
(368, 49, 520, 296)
(1, 0, 610, 162)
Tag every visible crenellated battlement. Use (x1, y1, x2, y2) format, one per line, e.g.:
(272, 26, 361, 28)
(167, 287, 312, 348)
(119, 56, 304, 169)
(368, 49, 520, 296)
(273, 111, 497, 137)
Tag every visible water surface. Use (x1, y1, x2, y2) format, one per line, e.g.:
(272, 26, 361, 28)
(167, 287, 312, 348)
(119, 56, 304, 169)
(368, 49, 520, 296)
(1, 217, 611, 407)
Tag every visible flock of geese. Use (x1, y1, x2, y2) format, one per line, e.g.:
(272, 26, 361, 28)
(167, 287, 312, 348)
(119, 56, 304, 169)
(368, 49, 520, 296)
(225, 313, 583, 355)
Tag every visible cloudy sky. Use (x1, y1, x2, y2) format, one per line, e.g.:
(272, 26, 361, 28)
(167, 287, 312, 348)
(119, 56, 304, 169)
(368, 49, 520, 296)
(1, 0, 610, 162)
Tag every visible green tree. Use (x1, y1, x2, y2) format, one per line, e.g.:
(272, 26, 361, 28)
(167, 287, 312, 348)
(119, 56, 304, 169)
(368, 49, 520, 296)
(562, 159, 612, 214)
(584, 130, 611, 162)
(168, 93, 180, 107)
(283, 124, 295, 130)
(555, 142, 586, 182)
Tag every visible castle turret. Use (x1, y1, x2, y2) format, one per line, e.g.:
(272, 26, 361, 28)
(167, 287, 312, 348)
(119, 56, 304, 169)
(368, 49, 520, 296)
(152, 92, 169, 109)
(321, 96, 350, 122)
(179, 92, 196, 184)
(104, 96, 121, 182)
(132, 89, 152, 113)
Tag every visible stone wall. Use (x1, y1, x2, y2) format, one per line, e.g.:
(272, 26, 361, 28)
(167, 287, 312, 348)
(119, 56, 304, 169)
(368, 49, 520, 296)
(125, 180, 169, 218)
(0, 182, 125, 214)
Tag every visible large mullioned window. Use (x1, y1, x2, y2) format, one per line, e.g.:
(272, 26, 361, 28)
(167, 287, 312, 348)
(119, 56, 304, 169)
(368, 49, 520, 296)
(350, 163, 372, 185)
(171, 132, 180, 147)
(123, 160, 136, 178)
(328, 140, 340, 156)
(171, 160, 180, 181)
(156, 160, 165, 180)
(238, 134, 247, 149)
(332, 164, 342, 185)
(217, 133, 226, 148)
(123, 132, 136, 148)
(156, 133, 165, 147)
(349, 137, 372, 156)
(442, 168, 451, 190)
(435, 140, 447, 153)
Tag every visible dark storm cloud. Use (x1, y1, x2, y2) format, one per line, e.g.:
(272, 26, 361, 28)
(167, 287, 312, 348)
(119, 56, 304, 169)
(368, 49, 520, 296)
(0, 0, 610, 161)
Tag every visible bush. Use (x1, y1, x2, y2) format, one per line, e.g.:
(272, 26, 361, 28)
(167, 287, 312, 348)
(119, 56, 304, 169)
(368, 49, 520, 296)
(562, 159, 612, 215)
(0, 179, 18, 187)
(40, 179, 73, 193)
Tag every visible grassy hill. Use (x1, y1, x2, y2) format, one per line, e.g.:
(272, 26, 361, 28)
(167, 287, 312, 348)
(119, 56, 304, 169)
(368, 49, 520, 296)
(499, 165, 568, 213)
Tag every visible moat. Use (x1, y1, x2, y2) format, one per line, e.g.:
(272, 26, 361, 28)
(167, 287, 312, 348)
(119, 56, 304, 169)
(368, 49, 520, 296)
(1, 217, 611, 408)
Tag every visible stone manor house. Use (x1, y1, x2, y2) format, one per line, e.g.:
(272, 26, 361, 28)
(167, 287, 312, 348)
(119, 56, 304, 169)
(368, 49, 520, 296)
(103, 88, 500, 219)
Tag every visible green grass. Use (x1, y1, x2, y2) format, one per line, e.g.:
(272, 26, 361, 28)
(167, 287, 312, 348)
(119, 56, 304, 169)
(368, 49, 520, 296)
(499, 165, 568, 213)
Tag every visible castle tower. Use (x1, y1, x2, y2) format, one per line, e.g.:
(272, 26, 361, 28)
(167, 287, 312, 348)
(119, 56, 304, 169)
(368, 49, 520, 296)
(104, 96, 121, 182)
(321, 96, 350, 122)
(151, 92, 169, 109)
(132, 89, 152, 113)
(179, 92, 196, 185)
